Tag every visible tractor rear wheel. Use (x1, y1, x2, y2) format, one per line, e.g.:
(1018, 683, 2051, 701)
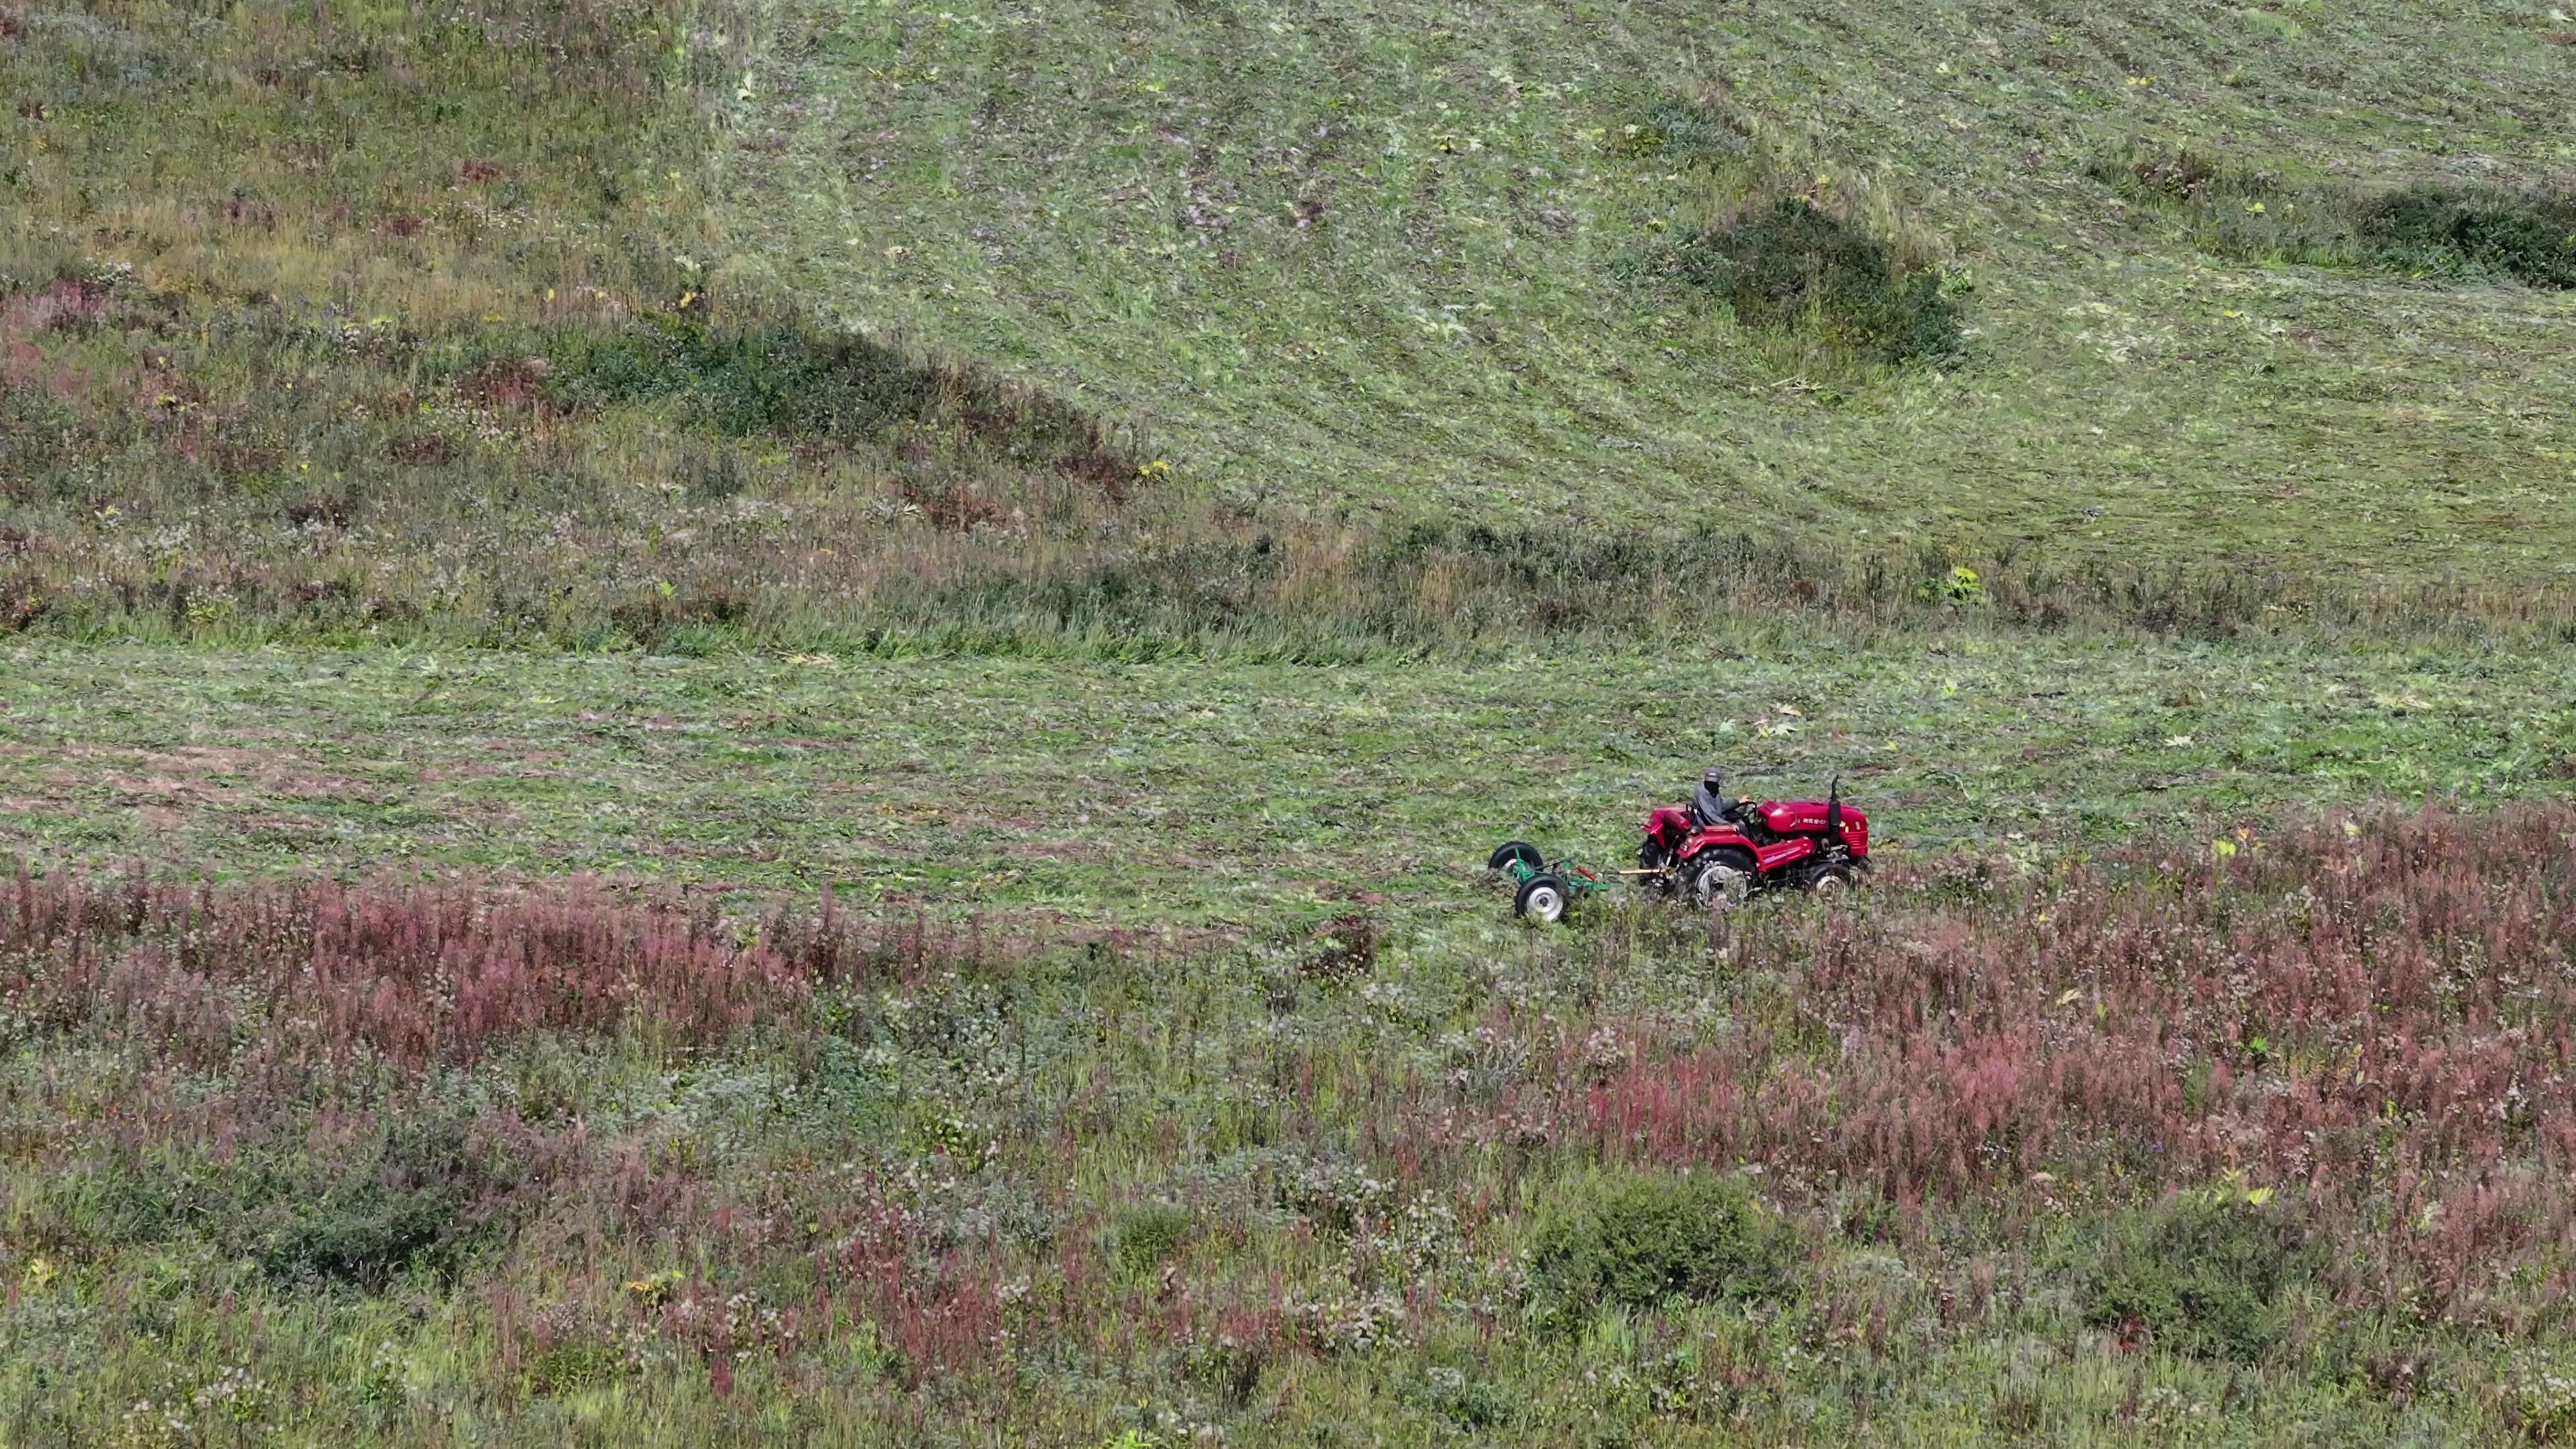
(1688, 849, 1757, 910)
(1489, 841, 1544, 873)
(1514, 873, 1572, 924)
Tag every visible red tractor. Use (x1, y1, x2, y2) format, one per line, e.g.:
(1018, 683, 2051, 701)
(1489, 772, 1868, 922)
(1638, 771, 1868, 908)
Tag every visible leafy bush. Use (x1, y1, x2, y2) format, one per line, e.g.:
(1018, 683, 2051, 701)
(549, 313, 1136, 484)
(1113, 1203, 1193, 1273)
(1530, 1173, 1800, 1321)
(2081, 1193, 2311, 1361)
(2097, 146, 2576, 289)
(549, 316, 940, 443)
(256, 1182, 466, 1291)
(2354, 185, 2576, 289)
(1648, 199, 1962, 364)
(250, 1118, 523, 1291)
(1923, 564, 1985, 607)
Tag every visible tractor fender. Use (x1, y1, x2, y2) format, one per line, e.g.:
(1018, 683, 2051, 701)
(1682, 826, 1758, 857)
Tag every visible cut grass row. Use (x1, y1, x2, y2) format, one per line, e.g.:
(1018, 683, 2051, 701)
(4, 634, 2568, 925)
(11, 0, 2576, 660)
(740, 0, 2576, 588)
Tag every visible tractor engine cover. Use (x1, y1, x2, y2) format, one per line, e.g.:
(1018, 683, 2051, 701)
(1760, 800, 1868, 857)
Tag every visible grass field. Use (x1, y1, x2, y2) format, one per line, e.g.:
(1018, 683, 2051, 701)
(9, 0, 2576, 648)
(3, 633, 2569, 923)
(739, 0, 2576, 586)
(8, 0, 2576, 1441)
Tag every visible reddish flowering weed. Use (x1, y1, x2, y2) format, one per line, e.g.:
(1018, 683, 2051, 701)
(1548, 805, 2576, 1293)
(0, 869, 969, 1067)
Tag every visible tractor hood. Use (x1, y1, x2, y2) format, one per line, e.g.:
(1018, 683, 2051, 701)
(1761, 800, 1869, 856)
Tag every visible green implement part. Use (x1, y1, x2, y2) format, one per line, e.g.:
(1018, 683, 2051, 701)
(1485, 839, 1612, 924)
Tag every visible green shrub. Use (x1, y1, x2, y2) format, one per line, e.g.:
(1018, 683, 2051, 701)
(1648, 199, 1962, 364)
(2098, 146, 2576, 289)
(1113, 1202, 1193, 1273)
(549, 315, 940, 443)
(256, 1183, 464, 1291)
(2081, 1193, 2311, 1361)
(2353, 185, 2576, 289)
(1530, 1173, 1801, 1321)
(248, 1117, 526, 1291)
(1923, 564, 1986, 607)
(549, 313, 1136, 483)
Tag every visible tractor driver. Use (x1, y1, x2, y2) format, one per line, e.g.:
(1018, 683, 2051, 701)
(1691, 767, 1758, 828)
(1692, 769, 1730, 828)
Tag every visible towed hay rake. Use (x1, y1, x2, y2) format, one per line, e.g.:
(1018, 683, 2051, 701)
(1483, 840, 1615, 925)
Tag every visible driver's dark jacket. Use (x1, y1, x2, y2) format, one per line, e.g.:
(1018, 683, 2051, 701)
(1693, 782, 1729, 828)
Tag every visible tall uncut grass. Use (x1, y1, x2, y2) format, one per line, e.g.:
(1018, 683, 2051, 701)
(9, 805, 2576, 1441)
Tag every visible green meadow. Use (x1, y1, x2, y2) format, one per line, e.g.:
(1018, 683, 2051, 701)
(5, 0, 2576, 1441)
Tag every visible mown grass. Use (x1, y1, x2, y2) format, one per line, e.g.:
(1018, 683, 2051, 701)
(0, 0, 1168, 653)
(737, 0, 2576, 596)
(3, 633, 2569, 926)
(9, 808, 2576, 1444)
(10, 0, 2576, 653)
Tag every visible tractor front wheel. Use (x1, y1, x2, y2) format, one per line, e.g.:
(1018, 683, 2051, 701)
(1514, 873, 1572, 924)
(1805, 863, 1858, 896)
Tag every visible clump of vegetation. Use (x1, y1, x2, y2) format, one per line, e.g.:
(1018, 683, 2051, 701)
(2081, 1191, 2313, 1360)
(1529, 1172, 1802, 1321)
(550, 311, 1139, 487)
(1112, 1203, 1194, 1272)
(2353, 184, 2576, 289)
(248, 1117, 520, 1291)
(1613, 95, 1961, 365)
(2097, 144, 2576, 288)
(1647, 198, 1964, 364)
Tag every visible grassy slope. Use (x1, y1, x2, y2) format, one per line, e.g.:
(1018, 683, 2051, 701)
(739, 0, 2576, 587)
(11, 0, 2575, 652)
(5, 635, 2569, 924)
(10, 1, 2576, 1444)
